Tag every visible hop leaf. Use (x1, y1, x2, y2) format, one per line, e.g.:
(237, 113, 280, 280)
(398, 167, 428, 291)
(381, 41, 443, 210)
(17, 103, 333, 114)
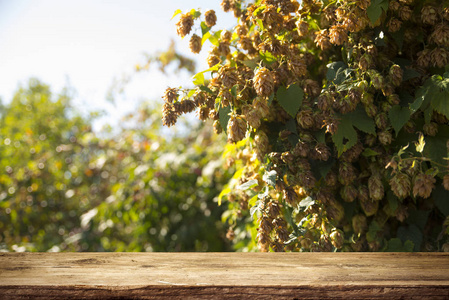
(276, 84, 303, 118)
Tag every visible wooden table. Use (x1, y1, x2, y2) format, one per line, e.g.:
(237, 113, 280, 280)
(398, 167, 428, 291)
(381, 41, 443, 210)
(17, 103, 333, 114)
(1, 252, 448, 299)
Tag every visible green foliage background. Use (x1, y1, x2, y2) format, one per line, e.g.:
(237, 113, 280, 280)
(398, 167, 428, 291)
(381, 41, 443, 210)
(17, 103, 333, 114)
(0, 79, 232, 252)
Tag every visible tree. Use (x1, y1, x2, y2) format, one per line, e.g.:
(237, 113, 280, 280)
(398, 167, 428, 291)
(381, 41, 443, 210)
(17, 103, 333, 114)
(80, 103, 233, 251)
(166, 0, 449, 252)
(0, 79, 232, 252)
(0, 78, 97, 251)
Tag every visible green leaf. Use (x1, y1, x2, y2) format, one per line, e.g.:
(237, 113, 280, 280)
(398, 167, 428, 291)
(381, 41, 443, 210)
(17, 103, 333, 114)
(263, 170, 277, 188)
(406, 209, 430, 231)
(332, 117, 357, 156)
(237, 179, 259, 191)
(367, 0, 389, 25)
(413, 74, 449, 119)
(199, 85, 213, 94)
(276, 84, 303, 118)
(201, 21, 210, 35)
(433, 186, 449, 216)
(283, 205, 299, 235)
(351, 107, 376, 134)
(402, 68, 421, 81)
(390, 28, 404, 51)
(192, 64, 221, 87)
(332, 107, 375, 156)
(189, 8, 201, 19)
(410, 87, 429, 113)
(403, 240, 414, 252)
(424, 125, 449, 166)
(192, 72, 205, 85)
(285, 118, 298, 135)
(198, 64, 220, 74)
(252, 4, 266, 16)
(230, 85, 238, 98)
(385, 238, 404, 252)
(326, 61, 347, 82)
(366, 220, 382, 242)
(313, 158, 335, 179)
(397, 224, 422, 251)
(201, 31, 211, 45)
(387, 191, 399, 213)
(187, 89, 196, 98)
(242, 59, 258, 69)
(429, 78, 449, 119)
(249, 195, 258, 206)
(208, 33, 220, 47)
(362, 148, 380, 157)
(259, 51, 277, 65)
(299, 196, 315, 209)
(388, 105, 411, 136)
(250, 202, 262, 219)
(171, 9, 182, 20)
(219, 105, 231, 134)
(384, 238, 413, 252)
(217, 186, 231, 206)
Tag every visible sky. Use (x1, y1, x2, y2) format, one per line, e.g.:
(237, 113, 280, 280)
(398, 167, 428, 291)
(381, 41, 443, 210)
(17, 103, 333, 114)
(0, 0, 235, 130)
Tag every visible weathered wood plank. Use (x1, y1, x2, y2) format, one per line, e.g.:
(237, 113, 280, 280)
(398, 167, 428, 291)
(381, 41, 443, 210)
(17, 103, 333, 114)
(1, 253, 448, 299)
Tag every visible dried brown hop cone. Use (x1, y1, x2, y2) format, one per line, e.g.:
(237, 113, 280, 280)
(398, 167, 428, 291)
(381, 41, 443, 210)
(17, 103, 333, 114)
(423, 122, 438, 136)
(398, 5, 412, 21)
(227, 115, 247, 143)
(430, 47, 449, 68)
(176, 13, 194, 37)
(329, 25, 348, 45)
(421, 6, 439, 25)
(283, 186, 299, 206)
(326, 198, 345, 222)
(389, 64, 403, 86)
(207, 50, 221, 67)
(204, 10, 217, 27)
(390, 172, 411, 199)
(413, 173, 436, 199)
(162, 109, 178, 127)
(189, 34, 202, 54)
(253, 67, 275, 97)
(315, 29, 332, 50)
(163, 87, 179, 103)
(340, 185, 358, 203)
(221, 0, 233, 12)
(368, 174, 384, 201)
(179, 99, 196, 114)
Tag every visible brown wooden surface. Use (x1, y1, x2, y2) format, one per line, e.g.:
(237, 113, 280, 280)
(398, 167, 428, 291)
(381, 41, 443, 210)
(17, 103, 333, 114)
(1, 252, 449, 299)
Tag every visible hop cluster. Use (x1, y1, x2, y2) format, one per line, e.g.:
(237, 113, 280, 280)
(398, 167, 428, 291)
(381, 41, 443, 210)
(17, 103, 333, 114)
(253, 67, 275, 97)
(227, 115, 246, 143)
(166, 0, 449, 252)
(390, 173, 411, 199)
(189, 34, 202, 54)
(176, 13, 194, 37)
(413, 173, 436, 199)
(204, 10, 217, 27)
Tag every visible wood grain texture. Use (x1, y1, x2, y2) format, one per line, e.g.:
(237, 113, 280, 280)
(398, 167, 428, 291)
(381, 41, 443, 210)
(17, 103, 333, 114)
(1, 253, 448, 299)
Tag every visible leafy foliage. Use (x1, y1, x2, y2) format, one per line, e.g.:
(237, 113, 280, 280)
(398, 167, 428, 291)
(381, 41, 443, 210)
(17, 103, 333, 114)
(276, 84, 303, 118)
(0, 79, 232, 252)
(166, 0, 449, 253)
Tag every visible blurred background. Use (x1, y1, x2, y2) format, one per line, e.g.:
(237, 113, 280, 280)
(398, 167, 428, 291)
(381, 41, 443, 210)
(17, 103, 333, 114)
(0, 0, 241, 252)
